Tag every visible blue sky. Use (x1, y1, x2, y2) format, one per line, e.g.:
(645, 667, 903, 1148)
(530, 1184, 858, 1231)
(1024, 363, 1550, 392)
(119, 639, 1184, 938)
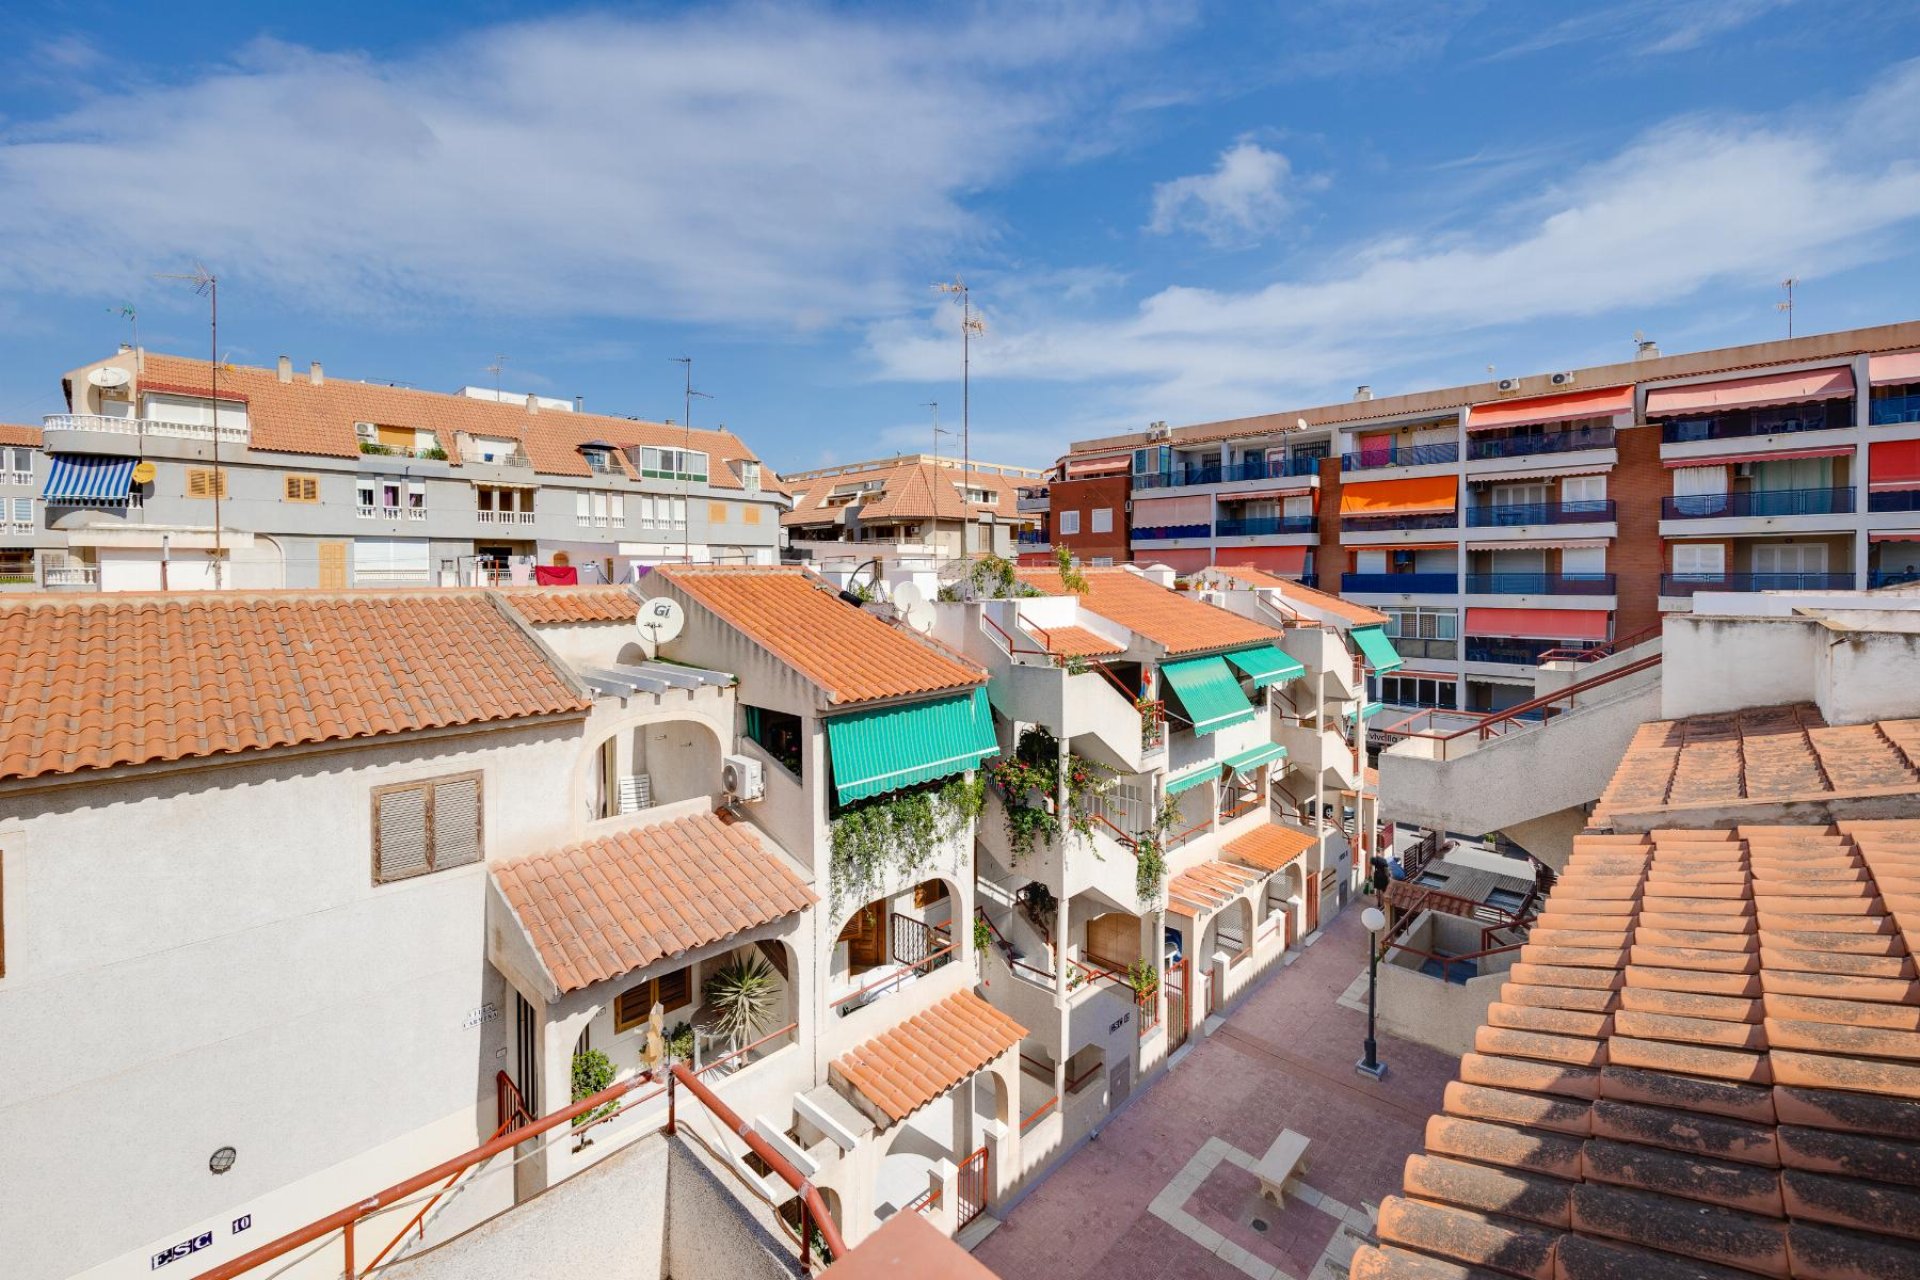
(3, 1, 1920, 472)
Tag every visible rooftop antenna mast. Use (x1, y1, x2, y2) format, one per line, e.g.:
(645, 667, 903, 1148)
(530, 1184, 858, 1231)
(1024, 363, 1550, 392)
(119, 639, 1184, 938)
(670, 356, 711, 564)
(926, 400, 955, 461)
(1778, 278, 1797, 339)
(486, 354, 509, 398)
(155, 263, 222, 588)
(933, 279, 985, 557)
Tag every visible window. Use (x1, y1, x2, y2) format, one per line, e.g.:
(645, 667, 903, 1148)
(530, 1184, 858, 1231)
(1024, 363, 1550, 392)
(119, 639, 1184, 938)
(1561, 475, 1607, 506)
(1561, 546, 1607, 576)
(1283, 494, 1314, 519)
(185, 468, 228, 499)
(1090, 556, 1114, 567)
(1671, 543, 1726, 577)
(614, 966, 693, 1032)
(1091, 508, 1113, 533)
(1753, 543, 1827, 574)
(608, 494, 625, 525)
(582, 448, 613, 473)
(576, 492, 591, 526)
(10, 497, 31, 529)
(639, 496, 687, 528)
(1384, 608, 1457, 641)
(371, 772, 483, 883)
(1380, 675, 1458, 710)
(639, 446, 708, 483)
(740, 460, 762, 493)
(1059, 510, 1081, 535)
(1492, 482, 1548, 509)
(283, 474, 320, 503)
(709, 501, 729, 524)
(744, 704, 803, 777)
(742, 504, 761, 526)
(7, 448, 32, 482)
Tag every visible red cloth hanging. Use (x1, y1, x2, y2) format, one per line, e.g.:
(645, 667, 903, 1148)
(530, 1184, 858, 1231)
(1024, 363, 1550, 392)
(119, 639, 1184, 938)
(534, 565, 579, 586)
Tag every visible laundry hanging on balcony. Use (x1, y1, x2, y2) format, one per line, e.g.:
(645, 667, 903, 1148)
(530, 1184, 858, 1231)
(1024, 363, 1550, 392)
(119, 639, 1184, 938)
(1338, 477, 1457, 516)
(826, 686, 999, 805)
(42, 454, 138, 505)
(1223, 644, 1304, 688)
(1348, 625, 1404, 674)
(1158, 654, 1258, 735)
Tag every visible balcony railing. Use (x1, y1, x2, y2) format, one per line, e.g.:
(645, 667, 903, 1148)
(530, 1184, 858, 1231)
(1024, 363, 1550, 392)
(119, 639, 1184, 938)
(1871, 394, 1920, 425)
(1870, 490, 1920, 513)
(1342, 572, 1456, 594)
(1464, 637, 1595, 665)
(1016, 529, 1050, 545)
(1341, 441, 1459, 471)
(42, 565, 98, 586)
(1659, 405, 1850, 443)
(476, 509, 536, 524)
(1134, 523, 1210, 541)
(1660, 487, 1855, 519)
(1871, 568, 1920, 588)
(1215, 514, 1316, 537)
(1661, 571, 1855, 596)
(1465, 572, 1614, 595)
(1133, 455, 1323, 490)
(357, 504, 429, 521)
(1341, 511, 1459, 532)
(1466, 499, 1615, 527)
(44, 413, 250, 444)
(1466, 427, 1615, 461)
(1388, 636, 1458, 661)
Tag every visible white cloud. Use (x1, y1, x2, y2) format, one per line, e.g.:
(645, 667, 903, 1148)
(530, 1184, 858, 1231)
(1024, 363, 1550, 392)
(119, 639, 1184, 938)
(1489, 0, 1798, 60)
(1147, 139, 1301, 245)
(868, 59, 1920, 421)
(0, 6, 1169, 328)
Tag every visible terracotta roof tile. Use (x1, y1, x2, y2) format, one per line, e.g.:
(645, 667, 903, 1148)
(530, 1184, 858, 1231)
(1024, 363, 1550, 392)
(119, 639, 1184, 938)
(783, 460, 1029, 527)
(1016, 566, 1281, 656)
(495, 585, 636, 625)
(830, 990, 1025, 1124)
(491, 812, 814, 994)
(1166, 858, 1266, 916)
(1223, 821, 1317, 873)
(0, 589, 589, 782)
(1028, 624, 1124, 658)
(1211, 564, 1392, 626)
(651, 566, 984, 705)
(0, 422, 43, 447)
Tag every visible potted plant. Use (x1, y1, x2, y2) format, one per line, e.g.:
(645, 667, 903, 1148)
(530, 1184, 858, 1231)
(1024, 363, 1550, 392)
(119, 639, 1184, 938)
(571, 1048, 617, 1147)
(704, 954, 780, 1058)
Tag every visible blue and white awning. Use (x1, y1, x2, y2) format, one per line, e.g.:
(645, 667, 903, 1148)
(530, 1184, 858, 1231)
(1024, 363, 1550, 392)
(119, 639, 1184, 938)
(43, 455, 137, 505)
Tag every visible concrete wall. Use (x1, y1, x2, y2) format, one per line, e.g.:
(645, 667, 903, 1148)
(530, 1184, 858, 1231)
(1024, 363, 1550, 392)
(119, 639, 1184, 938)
(1373, 960, 1504, 1059)
(1662, 613, 1920, 724)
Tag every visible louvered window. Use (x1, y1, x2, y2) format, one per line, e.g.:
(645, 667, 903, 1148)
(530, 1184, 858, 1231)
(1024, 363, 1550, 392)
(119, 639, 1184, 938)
(186, 468, 229, 499)
(613, 966, 692, 1032)
(372, 771, 485, 883)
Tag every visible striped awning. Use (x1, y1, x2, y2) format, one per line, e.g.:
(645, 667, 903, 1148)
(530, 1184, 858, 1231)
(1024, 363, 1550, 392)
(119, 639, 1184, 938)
(1164, 760, 1219, 796)
(826, 687, 999, 805)
(43, 454, 137, 505)
(1224, 645, 1305, 688)
(1222, 741, 1288, 776)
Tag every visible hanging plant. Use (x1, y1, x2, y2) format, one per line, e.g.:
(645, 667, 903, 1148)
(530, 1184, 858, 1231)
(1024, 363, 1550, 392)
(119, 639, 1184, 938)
(983, 726, 1116, 862)
(828, 775, 984, 910)
(1132, 801, 1179, 906)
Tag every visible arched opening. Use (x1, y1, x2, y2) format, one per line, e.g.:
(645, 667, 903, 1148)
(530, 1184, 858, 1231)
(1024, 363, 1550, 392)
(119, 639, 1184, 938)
(586, 716, 723, 819)
(875, 1095, 958, 1222)
(694, 938, 800, 1074)
(829, 877, 957, 1016)
(552, 550, 571, 567)
(1201, 897, 1253, 966)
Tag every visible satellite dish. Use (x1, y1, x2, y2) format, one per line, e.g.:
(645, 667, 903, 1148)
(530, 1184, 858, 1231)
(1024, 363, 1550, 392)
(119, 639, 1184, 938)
(897, 588, 936, 635)
(634, 597, 685, 655)
(131, 461, 158, 485)
(893, 582, 925, 611)
(88, 366, 132, 389)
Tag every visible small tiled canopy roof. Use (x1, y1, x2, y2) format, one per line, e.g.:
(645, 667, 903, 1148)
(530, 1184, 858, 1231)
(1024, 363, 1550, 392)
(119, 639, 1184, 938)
(495, 585, 636, 625)
(1017, 566, 1281, 656)
(1214, 565, 1391, 628)
(820, 1209, 1000, 1279)
(1351, 821, 1920, 1280)
(1166, 859, 1266, 916)
(0, 422, 43, 447)
(1031, 623, 1124, 658)
(1224, 822, 1317, 873)
(832, 991, 1025, 1124)
(0, 589, 590, 782)
(654, 565, 985, 705)
(1595, 703, 1920, 826)
(491, 812, 815, 995)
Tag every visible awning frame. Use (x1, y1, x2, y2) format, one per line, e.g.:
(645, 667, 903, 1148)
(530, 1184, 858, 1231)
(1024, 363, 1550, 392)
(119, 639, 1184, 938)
(1350, 625, 1405, 674)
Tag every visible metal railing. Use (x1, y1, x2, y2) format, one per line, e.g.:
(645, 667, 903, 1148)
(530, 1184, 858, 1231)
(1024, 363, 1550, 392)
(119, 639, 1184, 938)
(1466, 499, 1615, 527)
(1659, 407, 1851, 443)
(1871, 393, 1920, 425)
(1340, 511, 1459, 532)
(1374, 651, 1662, 760)
(357, 504, 429, 521)
(1342, 441, 1459, 471)
(1134, 523, 1210, 541)
(1341, 572, 1456, 594)
(1871, 568, 1920, 588)
(1661, 571, 1855, 595)
(1466, 427, 1615, 460)
(1385, 636, 1457, 661)
(1464, 637, 1578, 665)
(1215, 514, 1317, 537)
(1660, 487, 1855, 519)
(831, 937, 956, 1016)
(1870, 490, 1920, 513)
(44, 412, 250, 443)
(1133, 455, 1323, 490)
(1464, 572, 1614, 595)
(477, 508, 537, 523)
(1536, 620, 1661, 665)
(694, 1021, 799, 1080)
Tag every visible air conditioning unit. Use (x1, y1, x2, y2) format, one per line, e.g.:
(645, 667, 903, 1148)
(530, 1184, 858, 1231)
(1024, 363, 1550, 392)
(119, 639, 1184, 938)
(722, 753, 765, 802)
(1734, 462, 1754, 479)
(354, 421, 377, 440)
(1549, 371, 1577, 387)
(1496, 378, 1521, 394)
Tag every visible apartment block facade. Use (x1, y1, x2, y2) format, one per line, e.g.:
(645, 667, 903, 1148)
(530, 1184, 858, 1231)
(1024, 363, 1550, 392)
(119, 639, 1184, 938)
(1039, 320, 1920, 721)
(781, 452, 1045, 570)
(3, 348, 785, 592)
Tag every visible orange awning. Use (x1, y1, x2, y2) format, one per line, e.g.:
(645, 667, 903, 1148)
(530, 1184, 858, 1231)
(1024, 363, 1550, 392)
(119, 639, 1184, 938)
(1067, 455, 1130, 477)
(1465, 608, 1610, 641)
(1338, 476, 1456, 516)
(1869, 352, 1920, 386)
(1467, 386, 1633, 432)
(1870, 440, 1920, 492)
(1645, 367, 1854, 417)
(1225, 546, 1308, 574)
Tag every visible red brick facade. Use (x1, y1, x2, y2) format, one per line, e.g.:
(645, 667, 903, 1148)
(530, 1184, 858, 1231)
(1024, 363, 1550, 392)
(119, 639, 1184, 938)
(1610, 423, 1667, 641)
(1049, 474, 1132, 564)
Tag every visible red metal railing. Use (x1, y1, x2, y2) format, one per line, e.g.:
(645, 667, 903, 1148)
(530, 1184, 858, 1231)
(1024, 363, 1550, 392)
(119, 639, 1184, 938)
(1537, 621, 1662, 665)
(1375, 652, 1662, 758)
(905, 1185, 942, 1215)
(695, 1021, 799, 1079)
(831, 941, 957, 1014)
(1065, 1059, 1103, 1094)
(1021, 1095, 1060, 1132)
(977, 907, 1055, 985)
(956, 1146, 990, 1229)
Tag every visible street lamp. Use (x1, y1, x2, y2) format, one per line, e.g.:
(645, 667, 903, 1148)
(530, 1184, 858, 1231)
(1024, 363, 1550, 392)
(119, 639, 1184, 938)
(1356, 905, 1388, 1080)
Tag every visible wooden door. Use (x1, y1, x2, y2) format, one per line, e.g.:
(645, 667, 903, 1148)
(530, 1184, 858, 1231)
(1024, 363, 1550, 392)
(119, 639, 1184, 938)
(838, 907, 887, 967)
(1305, 875, 1320, 934)
(317, 541, 348, 589)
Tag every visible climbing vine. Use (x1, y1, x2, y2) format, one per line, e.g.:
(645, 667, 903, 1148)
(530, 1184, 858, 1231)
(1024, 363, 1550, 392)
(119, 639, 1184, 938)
(1131, 802, 1180, 906)
(828, 776, 984, 911)
(981, 727, 1117, 862)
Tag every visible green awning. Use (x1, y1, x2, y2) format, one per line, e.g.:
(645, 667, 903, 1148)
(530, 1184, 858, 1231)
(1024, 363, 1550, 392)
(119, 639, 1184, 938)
(1222, 741, 1288, 775)
(1351, 626, 1404, 674)
(1224, 645, 1305, 688)
(1159, 655, 1257, 735)
(1164, 761, 1219, 796)
(827, 686, 999, 805)
(1348, 701, 1385, 725)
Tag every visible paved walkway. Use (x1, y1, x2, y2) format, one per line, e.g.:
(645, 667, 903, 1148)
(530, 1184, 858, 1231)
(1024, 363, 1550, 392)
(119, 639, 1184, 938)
(975, 904, 1455, 1280)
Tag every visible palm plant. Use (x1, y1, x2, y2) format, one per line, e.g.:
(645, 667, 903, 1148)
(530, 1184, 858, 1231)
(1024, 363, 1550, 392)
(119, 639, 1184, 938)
(704, 953, 781, 1053)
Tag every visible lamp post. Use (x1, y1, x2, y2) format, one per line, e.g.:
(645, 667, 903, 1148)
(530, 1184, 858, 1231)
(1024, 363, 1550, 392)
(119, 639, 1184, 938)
(1356, 905, 1388, 1080)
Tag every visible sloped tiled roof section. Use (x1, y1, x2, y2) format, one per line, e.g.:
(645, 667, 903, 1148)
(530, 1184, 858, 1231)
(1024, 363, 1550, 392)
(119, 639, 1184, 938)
(1213, 565, 1392, 628)
(831, 990, 1026, 1124)
(121, 353, 767, 483)
(783, 460, 1028, 527)
(0, 590, 591, 782)
(1167, 859, 1266, 916)
(495, 586, 636, 625)
(1018, 567, 1280, 656)
(1350, 822, 1920, 1280)
(0, 422, 43, 447)
(1029, 623, 1125, 658)
(1224, 822, 1317, 873)
(653, 566, 985, 705)
(1595, 703, 1920, 827)
(491, 812, 816, 995)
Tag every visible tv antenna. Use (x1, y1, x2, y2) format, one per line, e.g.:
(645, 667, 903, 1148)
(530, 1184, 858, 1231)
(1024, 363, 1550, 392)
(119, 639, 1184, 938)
(154, 263, 224, 588)
(670, 357, 712, 564)
(1777, 278, 1796, 339)
(485, 354, 509, 396)
(926, 401, 955, 459)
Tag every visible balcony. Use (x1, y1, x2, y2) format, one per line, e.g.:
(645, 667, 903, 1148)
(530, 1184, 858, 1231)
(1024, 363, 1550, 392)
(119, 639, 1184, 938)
(1390, 636, 1458, 661)
(1342, 572, 1456, 594)
(1464, 637, 1594, 665)
(1133, 455, 1322, 490)
(1662, 572, 1855, 596)
(44, 412, 250, 445)
(477, 508, 537, 524)
(359, 441, 449, 461)
(1341, 441, 1459, 471)
(1871, 568, 1920, 587)
(1341, 511, 1459, 533)
(1466, 427, 1616, 461)
(1134, 523, 1210, 542)
(1871, 394, 1920, 425)
(1870, 490, 1920, 513)
(1660, 487, 1855, 520)
(358, 504, 429, 521)
(42, 564, 98, 587)
(1466, 500, 1616, 527)
(1659, 403, 1850, 444)
(1464, 572, 1614, 595)
(1017, 529, 1050, 545)
(1016, 494, 1050, 513)
(1215, 514, 1316, 537)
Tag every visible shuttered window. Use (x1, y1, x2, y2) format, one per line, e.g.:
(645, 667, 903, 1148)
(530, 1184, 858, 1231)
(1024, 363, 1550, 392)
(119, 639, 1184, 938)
(186, 468, 229, 499)
(283, 475, 320, 502)
(371, 771, 485, 883)
(613, 966, 693, 1032)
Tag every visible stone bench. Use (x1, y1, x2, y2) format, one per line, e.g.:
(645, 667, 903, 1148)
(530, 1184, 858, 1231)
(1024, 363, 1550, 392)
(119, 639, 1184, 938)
(1254, 1129, 1312, 1207)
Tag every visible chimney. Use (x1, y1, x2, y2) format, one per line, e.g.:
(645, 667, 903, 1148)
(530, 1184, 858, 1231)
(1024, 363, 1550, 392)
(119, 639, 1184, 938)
(278, 355, 292, 383)
(1355, 385, 1373, 401)
(574, 395, 584, 412)
(1636, 339, 1661, 360)
(309, 360, 324, 387)
(525, 393, 539, 415)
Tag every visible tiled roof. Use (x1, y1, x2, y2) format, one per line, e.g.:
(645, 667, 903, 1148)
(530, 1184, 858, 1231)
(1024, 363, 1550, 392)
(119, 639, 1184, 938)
(652, 566, 985, 705)
(0, 590, 590, 783)
(1167, 859, 1266, 916)
(1352, 822, 1920, 1280)
(1214, 565, 1392, 628)
(1224, 822, 1318, 873)
(1017, 567, 1281, 657)
(831, 990, 1026, 1124)
(117, 353, 767, 484)
(0, 422, 43, 447)
(495, 586, 636, 625)
(1594, 703, 1920, 827)
(490, 812, 815, 995)
(1029, 623, 1125, 658)
(783, 460, 1028, 527)
(821, 1210, 1001, 1280)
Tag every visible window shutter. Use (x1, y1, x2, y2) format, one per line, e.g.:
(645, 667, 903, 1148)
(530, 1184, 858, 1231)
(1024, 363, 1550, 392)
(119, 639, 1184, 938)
(614, 986, 650, 1032)
(576, 492, 590, 522)
(376, 787, 430, 880)
(187, 470, 209, 498)
(656, 967, 691, 1010)
(13, 498, 30, 523)
(432, 775, 482, 869)
(609, 494, 624, 524)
